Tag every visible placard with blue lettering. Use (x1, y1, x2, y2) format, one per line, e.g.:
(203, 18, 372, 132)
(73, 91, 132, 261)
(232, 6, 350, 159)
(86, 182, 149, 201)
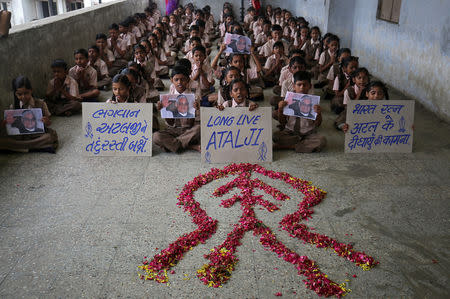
(82, 103, 152, 156)
(345, 100, 414, 153)
(201, 107, 272, 163)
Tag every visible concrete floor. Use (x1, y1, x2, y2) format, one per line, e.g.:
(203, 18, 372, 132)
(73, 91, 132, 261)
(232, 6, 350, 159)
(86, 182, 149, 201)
(1, 63, 450, 298)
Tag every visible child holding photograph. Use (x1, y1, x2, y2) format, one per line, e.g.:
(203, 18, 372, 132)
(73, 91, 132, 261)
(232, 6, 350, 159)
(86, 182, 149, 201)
(273, 71, 326, 153)
(217, 78, 258, 111)
(45, 59, 82, 116)
(154, 66, 201, 153)
(0, 76, 58, 153)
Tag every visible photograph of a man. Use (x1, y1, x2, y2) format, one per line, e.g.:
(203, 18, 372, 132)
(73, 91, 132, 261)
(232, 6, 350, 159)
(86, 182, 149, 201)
(283, 92, 320, 120)
(159, 93, 195, 119)
(224, 33, 251, 54)
(4, 108, 45, 135)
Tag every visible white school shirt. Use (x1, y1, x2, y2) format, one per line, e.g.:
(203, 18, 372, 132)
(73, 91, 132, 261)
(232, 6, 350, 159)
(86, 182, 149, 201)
(343, 85, 360, 105)
(333, 72, 350, 91)
(258, 39, 289, 57)
(223, 99, 254, 108)
(253, 24, 262, 36)
(319, 49, 334, 65)
(68, 65, 98, 90)
(132, 26, 142, 39)
(104, 48, 115, 63)
(153, 48, 167, 71)
(190, 63, 214, 90)
(120, 32, 132, 47)
(255, 32, 268, 46)
(264, 54, 287, 70)
(327, 64, 337, 81)
(47, 75, 80, 99)
(88, 58, 109, 79)
(278, 67, 292, 86)
(107, 37, 127, 59)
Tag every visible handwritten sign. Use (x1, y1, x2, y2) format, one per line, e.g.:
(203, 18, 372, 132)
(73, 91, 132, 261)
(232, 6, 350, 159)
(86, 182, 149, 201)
(345, 100, 414, 153)
(201, 107, 272, 163)
(82, 103, 152, 156)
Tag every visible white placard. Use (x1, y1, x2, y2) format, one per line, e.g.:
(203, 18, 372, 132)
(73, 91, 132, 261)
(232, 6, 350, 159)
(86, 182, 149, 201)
(345, 100, 414, 153)
(201, 107, 272, 163)
(82, 103, 152, 156)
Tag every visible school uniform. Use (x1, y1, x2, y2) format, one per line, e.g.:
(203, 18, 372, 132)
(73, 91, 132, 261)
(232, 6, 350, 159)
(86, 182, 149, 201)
(255, 32, 269, 47)
(147, 16, 155, 31)
(223, 98, 254, 108)
(137, 22, 147, 36)
(190, 63, 214, 97)
(68, 65, 98, 97)
(130, 85, 147, 103)
(0, 98, 58, 151)
(88, 58, 111, 89)
(219, 23, 226, 38)
(153, 88, 201, 153)
(169, 23, 183, 50)
(107, 37, 128, 74)
(100, 48, 116, 76)
(302, 39, 321, 63)
(252, 23, 262, 37)
(152, 10, 161, 23)
(153, 48, 169, 77)
(273, 113, 326, 153)
(318, 49, 335, 82)
(271, 76, 294, 116)
(244, 14, 253, 26)
(132, 26, 142, 39)
(334, 85, 360, 129)
(263, 53, 287, 87)
(258, 39, 289, 57)
(46, 75, 82, 116)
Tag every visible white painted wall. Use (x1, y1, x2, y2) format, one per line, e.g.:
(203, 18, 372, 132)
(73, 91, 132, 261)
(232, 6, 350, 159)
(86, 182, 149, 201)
(351, 0, 450, 121)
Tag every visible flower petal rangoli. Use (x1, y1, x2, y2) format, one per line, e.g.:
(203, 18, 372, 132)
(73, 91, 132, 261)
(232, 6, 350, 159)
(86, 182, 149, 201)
(138, 163, 378, 297)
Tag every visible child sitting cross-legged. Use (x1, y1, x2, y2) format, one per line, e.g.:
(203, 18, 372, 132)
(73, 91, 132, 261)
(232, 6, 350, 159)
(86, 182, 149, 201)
(45, 59, 82, 116)
(273, 71, 326, 153)
(153, 66, 201, 153)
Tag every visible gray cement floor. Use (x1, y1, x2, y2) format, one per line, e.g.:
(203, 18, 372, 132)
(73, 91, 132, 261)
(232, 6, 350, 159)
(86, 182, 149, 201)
(1, 62, 450, 298)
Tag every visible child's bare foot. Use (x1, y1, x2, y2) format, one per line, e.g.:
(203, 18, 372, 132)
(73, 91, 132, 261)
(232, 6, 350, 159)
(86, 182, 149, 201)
(188, 144, 201, 152)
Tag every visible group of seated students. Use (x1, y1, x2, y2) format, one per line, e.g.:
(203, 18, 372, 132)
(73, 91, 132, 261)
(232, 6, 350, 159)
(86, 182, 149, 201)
(0, 2, 390, 154)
